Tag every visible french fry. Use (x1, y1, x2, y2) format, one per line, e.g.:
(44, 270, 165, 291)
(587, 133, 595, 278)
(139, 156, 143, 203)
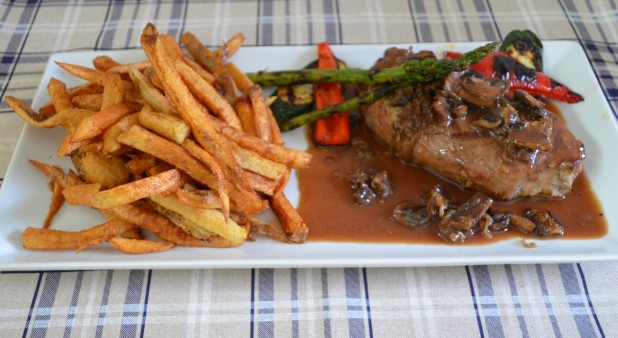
(101, 113, 139, 154)
(215, 33, 245, 60)
(38, 80, 106, 116)
(126, 152, 157, 175)
(225, 62, 253, 95)
(55, 61, 133, 90)
(176, 188, 224, 210)
(63, 168, 182, 209)
(78, 151, 131, 188)
(181, 139, 230, 220)
(183, 58, 216, 85)
(180, 32, 238, 103)
(271, 192, 309, 243)
(175, 60, 241, 129)
(138, 105, 190, 144)
(93, 55, 121, 71)
(108, 237, 174, 254)
(5, 96, 92, 128)
(72, 93, 102, 110)
(120, 228, 144, 240)
(107, 60, 152, 74)
(43, 181, 65, 229)
(149, 193, 247, 244)
(244, 170, 278, 196)
(22, 219, 136, 250)
(248, 217, 289, 243)
(101, 73, 125, 109)
(71, 102, 137, 142)
(228, 141, 287, 180)
(117, 124, 219, 188)
(103, 202, 236, 247)
(248, 85, 273, 142)
(219, 125, 311, 169)
(128, 66, 174, 114)
(47, 77, 73, 115)
(234, 97, 258, 136)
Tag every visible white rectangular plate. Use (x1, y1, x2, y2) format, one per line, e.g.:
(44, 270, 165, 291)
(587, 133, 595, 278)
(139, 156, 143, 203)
(1, 41, 617, 270)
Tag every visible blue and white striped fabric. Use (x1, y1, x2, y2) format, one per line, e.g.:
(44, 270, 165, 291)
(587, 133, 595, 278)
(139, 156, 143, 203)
(1, 1, 617, 336)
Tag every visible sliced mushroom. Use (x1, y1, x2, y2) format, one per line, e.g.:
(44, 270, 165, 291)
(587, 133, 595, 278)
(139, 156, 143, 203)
(392, 202, 431, 229)
(526, 209, 564, 237)
(437, 192, 493, 242)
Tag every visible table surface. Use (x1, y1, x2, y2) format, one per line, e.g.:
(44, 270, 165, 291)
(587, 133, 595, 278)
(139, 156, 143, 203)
(1, 0, 617, 337)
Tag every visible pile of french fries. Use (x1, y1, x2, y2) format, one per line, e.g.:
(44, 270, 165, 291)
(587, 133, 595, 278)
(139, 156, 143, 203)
(5, 23, 311, 254)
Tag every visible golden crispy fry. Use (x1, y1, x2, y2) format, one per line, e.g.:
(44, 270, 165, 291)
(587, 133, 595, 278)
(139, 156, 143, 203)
(244, 170, 278, 196)
(127, 66, 174, 114)
(55, 61, 133, 90)
(101, 73, 125, 109)
(107, 60, 151, 74)
(149, 193, 247, 244)
(225, 62, 253, 95)
(229, 141, 287, 180)
(101, 113, 139, 154)
(126, 153, 157, 175)
(180, 32, 238, 103)
(248, 85, 273, 142)
(43, 181, 65, 229)
(93, 55, 121, 71)
(215, 33, 245, 61)
(39, 82, 104, 116)
(108, 237, 174, 254)
(183, 57, 216, 84)
(22, 219, 136, 251)
(47, 77, 73, 115)
(234, 98, 258, 136)
(5, 96, 92, 129)
(72, 93, 102, 110)
(103, 202, 236, 247)
(78, 151, 131, 188)
(117, 124, 218, 188)
(71, 102, 137, 142)
(182, 139, 230, 220)
(176, 188, 224, 209)
(138, 105, 190, 144)
(219, 125, 311, 169)
(248, 217, 289, 243)
(63, 168, 182, 209)
(271, 192, 309, 243)
(120, 227, 144, 240)
(175, 60, 241, 128)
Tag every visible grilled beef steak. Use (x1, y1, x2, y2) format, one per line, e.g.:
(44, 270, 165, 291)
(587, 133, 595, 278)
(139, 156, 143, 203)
(361, 48, 585, 200)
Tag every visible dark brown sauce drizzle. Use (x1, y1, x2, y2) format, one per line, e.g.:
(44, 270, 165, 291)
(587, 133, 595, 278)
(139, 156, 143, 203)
(297, 103, 607, 245)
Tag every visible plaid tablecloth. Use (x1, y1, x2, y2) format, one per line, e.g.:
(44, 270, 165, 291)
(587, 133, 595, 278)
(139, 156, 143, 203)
(1, 1, 617, 337)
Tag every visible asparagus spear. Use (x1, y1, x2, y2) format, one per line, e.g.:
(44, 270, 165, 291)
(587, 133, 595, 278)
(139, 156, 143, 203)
(248, 42, 500, 87)
(278, 42, 500, 131)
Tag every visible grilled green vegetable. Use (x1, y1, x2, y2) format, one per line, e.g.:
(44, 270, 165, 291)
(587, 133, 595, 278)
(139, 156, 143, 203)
(279, 42, 499, 131)
(499, 29, 543, 71)
(248, 42, 500, 87)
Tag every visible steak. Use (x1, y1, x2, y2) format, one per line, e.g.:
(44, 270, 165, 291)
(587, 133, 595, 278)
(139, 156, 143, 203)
(361, 48, 585, 200)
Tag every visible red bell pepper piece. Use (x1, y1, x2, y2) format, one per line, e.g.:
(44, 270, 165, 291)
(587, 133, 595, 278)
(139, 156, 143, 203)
(312, 42, 350, 146)
(445, 50, 583, 103)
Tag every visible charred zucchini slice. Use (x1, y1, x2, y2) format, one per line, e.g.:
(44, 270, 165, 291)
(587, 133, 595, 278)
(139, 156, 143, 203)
(270, 59, 347, 125)
(499, 29, 543, 71)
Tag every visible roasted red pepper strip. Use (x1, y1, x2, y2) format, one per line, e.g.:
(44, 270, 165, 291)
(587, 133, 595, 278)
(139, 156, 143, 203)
(445, 50, 583, 103)
(312, 42, 350, 146)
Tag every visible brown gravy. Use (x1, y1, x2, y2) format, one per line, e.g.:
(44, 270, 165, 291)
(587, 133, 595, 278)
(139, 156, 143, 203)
(297, 105, 607, 245)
